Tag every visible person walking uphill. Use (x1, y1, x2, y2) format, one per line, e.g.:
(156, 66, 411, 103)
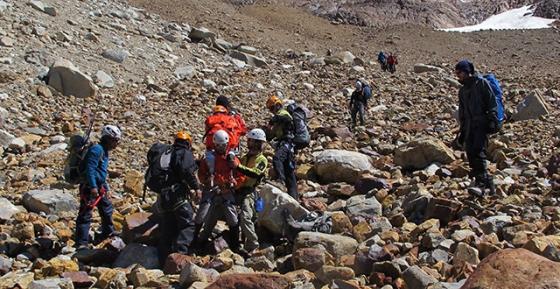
(454, 60, 498, 197)
(231, 128, 268, 255)
(75, 125, 121, 249)
(266, 95, 298, 199)
(349, 80, 372, 128)
(145, 131, 200, 265)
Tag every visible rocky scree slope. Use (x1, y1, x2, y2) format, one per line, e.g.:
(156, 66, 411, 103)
(0, 0, 559, 288)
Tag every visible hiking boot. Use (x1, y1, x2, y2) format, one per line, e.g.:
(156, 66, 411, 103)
(485, 177, 496, 196)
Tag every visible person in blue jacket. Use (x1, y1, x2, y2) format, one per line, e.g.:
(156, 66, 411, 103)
(75, 125, 122, 249)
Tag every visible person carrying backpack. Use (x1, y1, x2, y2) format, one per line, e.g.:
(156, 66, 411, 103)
(231, 128, 268, 255)
(75, 125, 121, 250)
(387, 53, 398, 73)
(378, 51, 387, 71)
(203, 105, 245, 187)
(216, 95, 247, 137)
(454, 60, 498, 197)
(195, 130, 241, 251)
(349, 80, 371, 128)
(146, 131, 200, 265)
(266, 95, 298, 199)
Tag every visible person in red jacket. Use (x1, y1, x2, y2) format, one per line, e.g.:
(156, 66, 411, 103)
(194, 130, 241, 251)
(387, 53, 398, 74)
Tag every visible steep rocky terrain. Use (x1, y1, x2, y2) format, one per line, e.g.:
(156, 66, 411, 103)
(0, 0, 559, 288)
(225, 0, 558, 28)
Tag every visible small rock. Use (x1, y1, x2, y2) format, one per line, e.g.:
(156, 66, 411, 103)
(453, 243, 480, 265)
(94, 71, 114, 88)
(22, 189, 78, 215)
(101, 49, 129, 63)
(403, 265, 438, 289)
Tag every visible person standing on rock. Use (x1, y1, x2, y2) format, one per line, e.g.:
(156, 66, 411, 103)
(152, 131, 200, 266)
(349, 80, 371, 128)
(75, 125, 121, 249)
(195, 130, 241, 251)
(231, 128, 268, 255)
(266, 95, 298, 199)
(454, 60, 498, 197)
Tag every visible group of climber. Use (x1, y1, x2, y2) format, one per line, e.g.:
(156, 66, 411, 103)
(378, 51, 398, 73)
(71, 94, 307, 265)
(71, 58, 504, 266)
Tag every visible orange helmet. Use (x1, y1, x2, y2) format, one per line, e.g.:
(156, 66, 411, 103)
(213, 105, 228, 114)
(266, 95, 282, 110)
(176, 131, 192, 143)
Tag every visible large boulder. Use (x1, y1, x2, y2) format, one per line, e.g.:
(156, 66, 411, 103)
(0, 129, 15, 148)
(113, 243, 159, 269)
(345, 195, 382, 220)
(314, 150, 374, 183)
(229, 51, 268, 68)
(293, 232, 358, 260)
(461, 248, 560, 289)
(257, 184, 309, 235)
(205, 273, 290, 289)
(47, 59, 98, 98)
(512, 91, 551, 121)
(0, 198, 25, 221)
(413, 64, 444, 73)
(394, 138, 455, 170)
(22, 190, 78, 215)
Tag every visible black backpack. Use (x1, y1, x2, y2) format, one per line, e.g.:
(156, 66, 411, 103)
(145, 143, 174, 193)
(286, 102, 311, 150)
(63, 113, 95, 184)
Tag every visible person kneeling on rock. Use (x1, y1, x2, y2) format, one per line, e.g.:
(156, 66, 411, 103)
(75, 125, 121, 250)
(282, 209, 332, 241)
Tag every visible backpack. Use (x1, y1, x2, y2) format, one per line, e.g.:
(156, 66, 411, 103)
(362, 84, 373, 101)
(286, 102, 311, 150)
(481, 74, 505, 133)
(63, 134, 93, 184)
(204, 113, 240, 150)
(63, 114, 95, 184)
(145, 143, 174, 193)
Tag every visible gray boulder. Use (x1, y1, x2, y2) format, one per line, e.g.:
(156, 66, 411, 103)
(403, 265, 438, 289)
(113, 243, 159, 269)
(29, 278, 74, 289)
(101, 49, 129, 63)
(394, 138, 455, 170)
(257, 184, 309, 235)
(413, 64, 444, 73)
(0, 198, 25, 221)
(293, 232, 358, 260)
(314, 149, 374, 183)
(47, 59, 98, 98)
(94, 70, 114, 88)
(229, 51, 267, 68)
(512, 91, 551, 121)
(22, 190, 78, 215)
(189, 27, 216, 41)
(345, 195, 382, 220)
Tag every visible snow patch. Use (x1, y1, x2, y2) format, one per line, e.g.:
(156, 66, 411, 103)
(443, 5, 556, 32)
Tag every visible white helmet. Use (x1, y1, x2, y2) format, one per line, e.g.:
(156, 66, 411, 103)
(101, 125, 122, 140)
(355, 80, 363, 91)
(213, 130, 230, 146)
(247, 128, 267, 142)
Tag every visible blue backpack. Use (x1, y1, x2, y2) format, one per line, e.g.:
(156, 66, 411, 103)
(362, 84, 373, 101)
(482, 74, 505, 124)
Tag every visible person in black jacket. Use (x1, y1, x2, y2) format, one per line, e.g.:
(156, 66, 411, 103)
(157, 131, 200, 265)
(455, 60, 497, 197)
(349, 80, 368, 128)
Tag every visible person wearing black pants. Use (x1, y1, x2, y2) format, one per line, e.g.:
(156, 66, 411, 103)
(266, 95, 299, 199)
(455, 60, 497, 197)
(152, 131, 200, 265)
